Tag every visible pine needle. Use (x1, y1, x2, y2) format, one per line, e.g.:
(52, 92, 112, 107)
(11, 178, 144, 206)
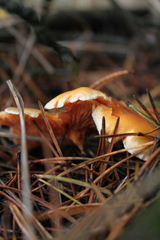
(7, 80, 36, 239)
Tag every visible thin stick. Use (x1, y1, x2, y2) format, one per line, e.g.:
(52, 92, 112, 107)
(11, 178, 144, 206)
(7, 80, 36, 240)
(147, 89, 160, 122)
(136, 147, 160, 180)
(38, 101, 63, 157)
(89, 70, 132, 90)
(134, 94, 158, 124)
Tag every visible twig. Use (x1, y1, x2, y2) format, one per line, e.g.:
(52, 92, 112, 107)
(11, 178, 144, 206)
(13, 28, 36, 85)
(8, 26, 55, 74)
(89, 70, 133, 90)
(147, 88, 160, 122)
(7, 80, 36, 240)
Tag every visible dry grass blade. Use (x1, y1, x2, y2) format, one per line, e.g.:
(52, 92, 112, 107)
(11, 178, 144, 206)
(38, 100, 63, 157)
(134, 94, 159, 125)
(147, 88, 160, 122)
(37, 103, 77, 197)
(95, 132, 142, 139)
(91, 183, 107, 203)
(0, 187, 53, 239)
(59, 167, 160, 240)
(8, 26, 55, 74)
(38, 101, 63, 208)
(9, 201, 36, 240)
(32, 197, 78, 225)
(28, 156, 90, 164)
(33, 120, 60, 157)
(99, 117, 120, 186)
(2, 54, 48, 103)
(0, 130, 44, 142)
(1, 179, 78, 225)
(93, 149, 145, 185)
(140, 85, 160, 105)
(58, 142, 153, 177)
(38, 178, 82, 205)
(89, 70, 132, 90)
(96, 116, 107, 156)
(94, 128, 160, 140)
(37, 174, 112, 196)
(126, 101, 159, 127)
(136, 147, 160, 180)
(6, 80, 36, 239)
(106, 204, 140, 240)
(13, 28, 36, 84)
(45, 204, 101, 220)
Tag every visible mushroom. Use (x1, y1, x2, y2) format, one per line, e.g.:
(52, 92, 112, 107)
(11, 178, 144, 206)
(0, 87, 110, 149)
(44, 87, 111, 150)
(0, 107, 64, 146)
(92, 99, 160, 160)
(0, 87, 159, 160)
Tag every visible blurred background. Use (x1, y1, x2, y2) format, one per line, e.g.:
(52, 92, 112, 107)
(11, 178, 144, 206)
(0, 0, 160, 109)
(0, 2, 160, 239)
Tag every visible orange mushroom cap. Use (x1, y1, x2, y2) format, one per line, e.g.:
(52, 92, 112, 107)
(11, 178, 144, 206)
(92, 99, 160, 160)
(44, 87, 111, 110)
(0, 107, 65, 147)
